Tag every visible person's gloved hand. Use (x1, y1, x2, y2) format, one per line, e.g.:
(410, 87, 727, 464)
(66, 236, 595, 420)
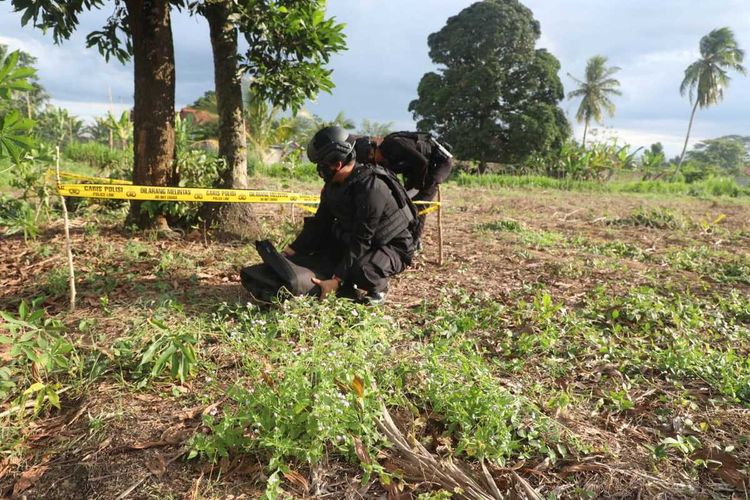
(312, 277, 341, 299)
(282, 246, 296, 257)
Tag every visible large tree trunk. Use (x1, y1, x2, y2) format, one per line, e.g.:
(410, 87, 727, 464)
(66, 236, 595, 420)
(675, 99, 700, 177)
(125, 0, 177, 230)
(202, 2, 258, 239)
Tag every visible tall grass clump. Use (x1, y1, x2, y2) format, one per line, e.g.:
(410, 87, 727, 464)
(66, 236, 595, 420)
(254, 162, 319, 182)
(64, 142, 132, 174)
(456, 173, 610, 192)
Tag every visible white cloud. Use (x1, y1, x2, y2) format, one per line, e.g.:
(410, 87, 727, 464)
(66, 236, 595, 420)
(2, 0, 748, 151)
(49, 99, 131, 122)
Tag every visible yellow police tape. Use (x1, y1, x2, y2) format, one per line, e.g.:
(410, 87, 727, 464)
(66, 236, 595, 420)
(52, 170, 440, 215)
(415, 203, 440, 216)
(56, 182, 321, 204)
(46, 169, 133, 185)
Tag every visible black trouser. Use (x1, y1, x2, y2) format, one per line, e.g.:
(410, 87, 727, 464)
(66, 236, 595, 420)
(411, 184, 437, 242)
(345, 246, 408, 294)
(308, 239, 409, 295)
(411, 158, 452, 240)
(241, 247, 404, 300)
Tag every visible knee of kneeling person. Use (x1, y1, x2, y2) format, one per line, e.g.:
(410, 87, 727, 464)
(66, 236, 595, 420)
(348, 265, 387, 294)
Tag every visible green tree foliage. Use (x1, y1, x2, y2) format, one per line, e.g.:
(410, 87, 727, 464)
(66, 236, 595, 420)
(190, 90, 218, 114)
(687, 136, 749, 174)
(0, 44, 48, 118)
(84, 116, 114, 145)
(235, 0, 347, 113)
(103, 110, 133, 149)
(409, 0, 569, 168)
(5, 0, 188, 229)
(316, 111, 355, 130)
(284, 111, 356, 150)
(525, 139, 638, 181)
(567, 55, 622, 146)
(649, 142, 665, 157)
(358, 119, 393, 137)
(243, 87, 294, 161)
(677, 27, 746, 171)
(639, 143, 667, 180)
(0, 51, 36, 160)
(34, 106, 84, 146)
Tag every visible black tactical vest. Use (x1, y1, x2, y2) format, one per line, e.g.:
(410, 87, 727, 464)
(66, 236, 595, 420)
(323, 164, 417, 246)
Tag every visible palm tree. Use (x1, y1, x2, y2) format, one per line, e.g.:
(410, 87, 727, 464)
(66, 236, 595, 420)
(676, 27, 746, 173)
(104, 111, 132, 150)
(243, 87, 295, 162)
(567, 55, 622, 146)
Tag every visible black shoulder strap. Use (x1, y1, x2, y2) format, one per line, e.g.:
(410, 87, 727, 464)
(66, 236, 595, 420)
(371, 165, 418, 224)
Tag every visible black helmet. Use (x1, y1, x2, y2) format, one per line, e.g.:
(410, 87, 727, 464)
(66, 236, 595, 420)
(307, 126, 355, 166)
(353, 136, 375, 165)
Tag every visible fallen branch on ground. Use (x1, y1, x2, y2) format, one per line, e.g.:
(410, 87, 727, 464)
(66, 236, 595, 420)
(377, 405, 543, 499)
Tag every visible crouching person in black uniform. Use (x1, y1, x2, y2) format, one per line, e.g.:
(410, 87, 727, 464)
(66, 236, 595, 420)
(279, 126, 417, 305)
(353, 132, 453, 243)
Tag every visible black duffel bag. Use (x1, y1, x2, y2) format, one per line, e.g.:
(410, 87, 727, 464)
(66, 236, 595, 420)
(240, 240, 333, 302)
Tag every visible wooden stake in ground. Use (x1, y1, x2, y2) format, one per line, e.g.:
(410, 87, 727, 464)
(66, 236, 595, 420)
(437, 185, 444, 266)
(55, 147, 76, 312)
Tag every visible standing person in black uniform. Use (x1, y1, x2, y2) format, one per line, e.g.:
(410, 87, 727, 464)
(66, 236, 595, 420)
(353, 132, 453, 243)
(281, 126, 417, 305)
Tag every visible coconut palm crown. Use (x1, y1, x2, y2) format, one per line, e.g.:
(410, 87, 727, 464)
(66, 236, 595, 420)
(677, 27, 746, 171)
(567, 55, 622, 146)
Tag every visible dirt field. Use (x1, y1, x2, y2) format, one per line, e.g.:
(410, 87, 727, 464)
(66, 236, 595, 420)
(2, 180, 750, 499)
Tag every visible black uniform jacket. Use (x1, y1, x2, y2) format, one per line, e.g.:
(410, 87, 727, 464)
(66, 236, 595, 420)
(289, 164, 414, 281)
(379, 134, 430, 190)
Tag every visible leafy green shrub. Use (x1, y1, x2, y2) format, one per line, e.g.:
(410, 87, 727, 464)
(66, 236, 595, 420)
(428, 286, 750, 409)
(190, 299, 393, 486)
(141, 149, 223, 226)
(689, 177, 743, 197)
(0, 51, 36, 161)
(456, 173, 610, 192)
(617, 180, 692, 195)
(0, 196, 39, 241)
(406, 334, 564, 462)
(0, 298, 76, 412)
(524, 140, 639, 181)
(190, 297, 568, 494)
(138, 318, 198, 384)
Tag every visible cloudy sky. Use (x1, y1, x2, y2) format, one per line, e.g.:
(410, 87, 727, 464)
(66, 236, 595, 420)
(1, 0, 749, 155)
